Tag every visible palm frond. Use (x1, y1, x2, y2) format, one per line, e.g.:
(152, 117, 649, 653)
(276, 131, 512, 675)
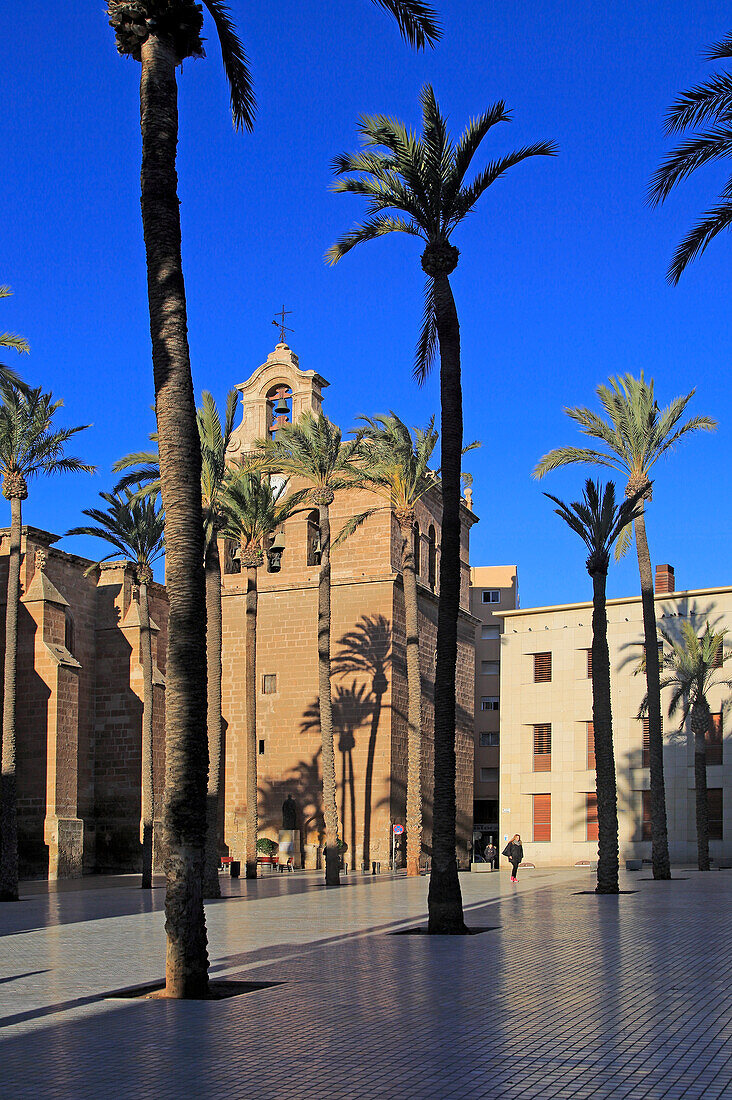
(665, 73, 732, 134)
(666, 200, 732, 284)
(706, 33, 732, 61)
(447, 142, 558, 227)
(201, 0, 255, 131)
(414, 275, 438, 383)
(533, 446, 622, 479)
(326, 215, 422, 265)
(648, 127, 732, 206)
(369, 0, 441, 49)
(332, 508, 378, 549)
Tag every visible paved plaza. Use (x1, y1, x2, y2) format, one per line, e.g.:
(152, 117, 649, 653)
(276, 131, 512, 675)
(0, 866, 730, 1099)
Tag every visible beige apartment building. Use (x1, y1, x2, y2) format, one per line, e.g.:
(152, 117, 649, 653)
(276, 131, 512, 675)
(469, 566, 518, 846)
(496, 566, 731, 867)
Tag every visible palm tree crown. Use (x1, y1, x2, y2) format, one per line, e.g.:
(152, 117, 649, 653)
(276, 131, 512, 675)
(649, 32, 732, 282)
(356, 412, 438, 514)
(654, 621, 731, 725)
(544, 479, 644, 575)
(327, 85, 557, 378)
(220, 467, 309, 561)
(255, 410, 366, 498)
(66, 489, 165, 580)
(0, 387, 94, 493)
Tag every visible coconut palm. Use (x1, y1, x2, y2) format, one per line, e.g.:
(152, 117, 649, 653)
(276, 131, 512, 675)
(545, 480, 644, 894)
(328, 85, 556, 931)
(649, 32, 732, 283)
(0, 287, 30, 394)
(356, 413, 439, 876)
(0, 387, 93, 901)
(219, 467, 309, 878)
(106, 1, 437, 996)
(641, 622, 731, 871)
(534, 374, 716, 880)
(256, 411, 371, 886)
(114, 390, 240, 899)
(66, 489, 165, 889)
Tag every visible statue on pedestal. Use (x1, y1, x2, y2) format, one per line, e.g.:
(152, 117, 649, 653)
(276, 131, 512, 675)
(282, 794, 297, 830)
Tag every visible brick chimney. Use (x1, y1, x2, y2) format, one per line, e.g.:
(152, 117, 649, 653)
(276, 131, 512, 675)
(655, 564, 675, 594)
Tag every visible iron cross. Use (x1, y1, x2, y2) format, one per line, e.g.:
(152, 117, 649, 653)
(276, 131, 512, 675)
(272, 305, 294, 344)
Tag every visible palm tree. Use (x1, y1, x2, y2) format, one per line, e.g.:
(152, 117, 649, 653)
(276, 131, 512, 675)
(0, 287, 30, 393)
(534, 374, 716, 880)
(66, 489, 165, 889)
(0, 387, 93, 901)
(356, 413, 440, 876)
(328, 86, 556, 931)
(219, 467, 309, 878)
(649, 32, 732, 283)
(114, 391, 240, 900)
(642, 622, 731, 871)
(256, 411, 370, 886)
(545, 480, 644, 894)
(106, 0, 438, 998)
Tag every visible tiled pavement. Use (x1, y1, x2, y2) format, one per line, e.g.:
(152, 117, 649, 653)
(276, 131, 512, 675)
(0, 866, 730, 1099)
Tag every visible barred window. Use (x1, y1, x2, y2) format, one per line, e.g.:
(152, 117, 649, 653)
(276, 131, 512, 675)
(533, 724, 551, 771)
(533, 652, 552, 683)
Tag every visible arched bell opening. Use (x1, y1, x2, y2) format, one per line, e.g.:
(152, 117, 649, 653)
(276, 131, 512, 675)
(266, 383, 293, 439)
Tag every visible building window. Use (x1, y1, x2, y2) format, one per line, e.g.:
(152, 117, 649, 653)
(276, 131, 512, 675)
(479, 732, 500, 747)
(641, 715, 661, 767)
(427, 526, 437, 590)
(708, 788, 723, 840)
(480, 767, 499, 783)
(481, 624, 500, 641)
(642, 641, 664, 663)
(587, 721, 595, 770)
(412, 523, 420, 576)
(586, 649, 593, 679)
(481, 660, 499, 676)
(641, 790, 652, 840)
(481, 589, 500, 604)
(533, 793, 551, 842)
(306, 511, 321, 566)
(481, 697, 499, 711)
(707, 714, 723, 765)
(64, 611, 75, 654)
(533, 652, 552, 683)
(586, 793, 598, 841)
(533, 724, 551, 771)
(258, 739, 265, 755)
(223, 538, 241, 574)
(262, 674, 277, 695)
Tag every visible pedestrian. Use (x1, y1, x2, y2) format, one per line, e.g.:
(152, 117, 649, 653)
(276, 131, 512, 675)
(502, 834, 523, 882)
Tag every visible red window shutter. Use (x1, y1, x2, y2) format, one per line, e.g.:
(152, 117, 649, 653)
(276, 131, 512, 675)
(586, 793, 598, 841)
(533, 793, 551, 842)
(533, 652, 552, 683)
(708, 788, 723, 840)
(642, 790, 652, 840)
(641, 715, 661, 767)
(533, 724, 552, 771)
(586, 648, 593, 679)
(706, 714, 723, 766)
(587, 721, 595, 770)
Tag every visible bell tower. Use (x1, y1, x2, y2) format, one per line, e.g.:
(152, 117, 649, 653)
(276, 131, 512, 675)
(226, 342, 329, 459)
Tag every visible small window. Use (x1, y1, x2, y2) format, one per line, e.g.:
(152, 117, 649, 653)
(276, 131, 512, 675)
(65, 610, 75, 654)
(641, 790, 652, 841)
(481, 589, 500, 604)
(587, 721, 595, 770)
(262, 674, 277, 695)
(481, 697, 499, 711)
(642, 641, 664, 663)
(412, 523, 420, 576)
(479, 732, 500, 747)
(427, 526, 437, 590)
(708, 788, 723, 840)
(641, 715, 661, 767)
(533, 793, 551, 842)
(481, 625, 500, 641)
(707, 714, 723, 766)
(480, 767, 499, 783)
(481, 661, 499, 676)
(533, 724, 551, 771)
(586, 649, 593, 679)
(258, 739, 265, 755)
(533, 652, 552, 683)
(586, 793, 598, 841)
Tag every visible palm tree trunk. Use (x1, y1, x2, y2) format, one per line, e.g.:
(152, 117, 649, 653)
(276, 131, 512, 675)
(139, 578, 154, 890)
(428, 271, 467, 933)
(591, 569, 619, 894)
(318, 499, 341, 886)
(203, 540, 223, 898)
(399, 517, 422, 877)
(634, 506, 671, 880)
(244, 563, 258, 879)
(139, 35, 209, 997)
(691, 700, 710, 871)
(0, 494, 22, 901)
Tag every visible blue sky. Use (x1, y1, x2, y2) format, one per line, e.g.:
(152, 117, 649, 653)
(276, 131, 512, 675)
(1, 1, 728, 608)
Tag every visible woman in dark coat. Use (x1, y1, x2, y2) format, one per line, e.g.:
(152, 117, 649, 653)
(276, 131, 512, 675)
(503, 834, 523, 882)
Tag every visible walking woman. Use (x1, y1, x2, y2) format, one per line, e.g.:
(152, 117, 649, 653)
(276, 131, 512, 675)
(502, 835, 523, 882)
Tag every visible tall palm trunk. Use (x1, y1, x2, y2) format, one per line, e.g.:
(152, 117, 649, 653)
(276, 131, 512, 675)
(0, 490, 23, 901)
(244, 561, 258, 879)
(398, 514, 422, 877)
(427, 264, 467, 934)
(691, 699, 710, 872)
(203, 540, 223, 898)
(316, 494, 340, 886)
(139, 575, 155, 890)
(139, 35, 209, 997)
(591, 569, 619, 894)
(633, 504, 671, 879)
